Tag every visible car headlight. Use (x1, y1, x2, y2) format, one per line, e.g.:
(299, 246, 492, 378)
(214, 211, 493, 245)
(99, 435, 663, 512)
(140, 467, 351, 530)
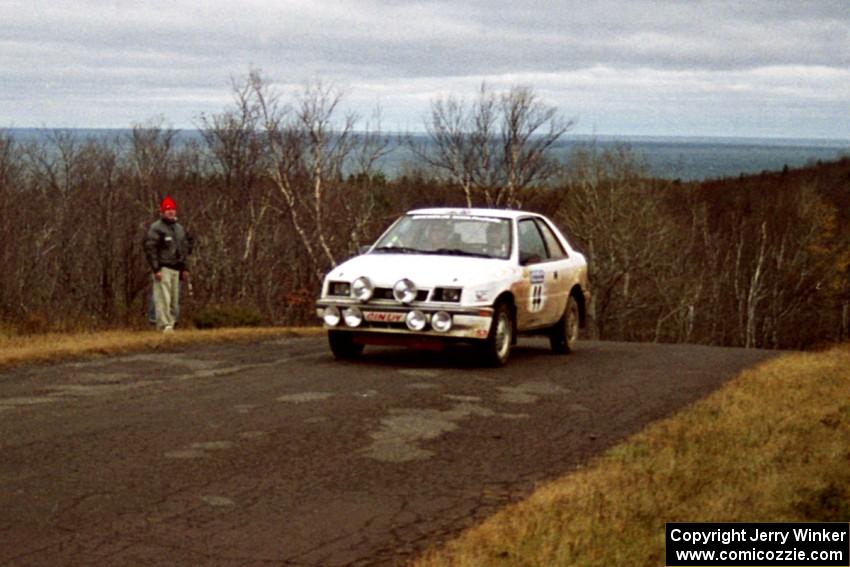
(405, 310, 427, 331)
(342, 306, 363, 327)
(435, 287, 462, 302)
(323, 306, 341, 326)
(431, 311, 452, 332)
(328, 281, 351, 297)
(351, 277, 373, 301)
(393, 278, 417, 304)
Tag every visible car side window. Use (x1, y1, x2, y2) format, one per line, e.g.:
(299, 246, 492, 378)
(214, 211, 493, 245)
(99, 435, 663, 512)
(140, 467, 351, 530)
(518, 219, 548, 265)
(535, 219, 568, 260)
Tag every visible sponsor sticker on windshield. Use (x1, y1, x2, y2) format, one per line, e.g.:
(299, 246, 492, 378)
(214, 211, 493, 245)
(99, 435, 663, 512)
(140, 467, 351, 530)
(411, 214, 503, 223)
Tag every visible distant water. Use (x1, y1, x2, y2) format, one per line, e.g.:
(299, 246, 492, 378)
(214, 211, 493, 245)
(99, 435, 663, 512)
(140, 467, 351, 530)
(5, 128, 849, 182)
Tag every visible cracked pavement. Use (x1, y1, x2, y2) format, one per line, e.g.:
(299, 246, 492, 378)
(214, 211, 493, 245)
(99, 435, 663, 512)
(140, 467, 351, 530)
(0, 337, 777, 566)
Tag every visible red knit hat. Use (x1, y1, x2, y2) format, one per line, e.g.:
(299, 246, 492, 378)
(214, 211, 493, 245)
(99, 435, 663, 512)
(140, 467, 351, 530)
(160, 196, 177, 213)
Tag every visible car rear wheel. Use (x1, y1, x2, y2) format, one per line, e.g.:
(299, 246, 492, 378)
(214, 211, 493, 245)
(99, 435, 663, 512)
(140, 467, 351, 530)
(328, 331, 364, 359)
(550, 295, 579, 354)
(481, 302, 513, 367)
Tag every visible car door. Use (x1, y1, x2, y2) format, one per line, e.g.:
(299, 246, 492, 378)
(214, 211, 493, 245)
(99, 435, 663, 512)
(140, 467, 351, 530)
(533, 217, 572, 327)
(515, 218, 552, 330)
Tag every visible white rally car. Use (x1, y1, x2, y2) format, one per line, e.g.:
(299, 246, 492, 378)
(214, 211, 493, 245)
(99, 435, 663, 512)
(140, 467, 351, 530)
(316, 208, 590, 366)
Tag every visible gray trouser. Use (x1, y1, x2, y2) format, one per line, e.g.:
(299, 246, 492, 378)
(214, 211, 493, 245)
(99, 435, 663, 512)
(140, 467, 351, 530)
(148, 283, 181, 324)
(153, 267, 180, 330)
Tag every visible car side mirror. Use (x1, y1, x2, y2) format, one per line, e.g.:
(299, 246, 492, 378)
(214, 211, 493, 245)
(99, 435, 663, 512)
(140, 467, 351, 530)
(358, 244, 372, 255)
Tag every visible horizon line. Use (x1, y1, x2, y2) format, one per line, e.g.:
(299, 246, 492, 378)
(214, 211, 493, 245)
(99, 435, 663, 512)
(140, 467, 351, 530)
(3, 127, 849, 145)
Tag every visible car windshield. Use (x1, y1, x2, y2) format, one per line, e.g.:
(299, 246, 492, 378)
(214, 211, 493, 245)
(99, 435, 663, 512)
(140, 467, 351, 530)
(373, 215, 512, 259)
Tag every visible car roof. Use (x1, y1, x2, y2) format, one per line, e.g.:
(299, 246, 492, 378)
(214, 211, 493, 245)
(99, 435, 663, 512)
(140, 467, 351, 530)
(406, 207, 538, 220)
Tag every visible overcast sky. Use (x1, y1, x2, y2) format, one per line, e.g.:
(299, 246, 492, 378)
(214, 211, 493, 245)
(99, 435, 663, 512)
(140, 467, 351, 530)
(2, 0, 848, 139)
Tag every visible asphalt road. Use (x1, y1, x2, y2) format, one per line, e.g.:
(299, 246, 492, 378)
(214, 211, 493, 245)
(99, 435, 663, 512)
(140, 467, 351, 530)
(0, 337, 777, 566)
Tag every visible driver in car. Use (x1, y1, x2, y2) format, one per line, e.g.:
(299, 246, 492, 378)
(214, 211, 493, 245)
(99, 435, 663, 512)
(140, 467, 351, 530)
(425, 222, 455, 250)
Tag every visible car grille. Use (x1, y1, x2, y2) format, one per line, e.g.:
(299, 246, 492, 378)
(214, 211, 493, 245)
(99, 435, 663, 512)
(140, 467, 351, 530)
(373, 287, 430, 302)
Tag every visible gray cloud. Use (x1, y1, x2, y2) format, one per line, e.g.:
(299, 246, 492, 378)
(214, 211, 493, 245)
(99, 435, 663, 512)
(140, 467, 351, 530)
(1, 0, 847, 137)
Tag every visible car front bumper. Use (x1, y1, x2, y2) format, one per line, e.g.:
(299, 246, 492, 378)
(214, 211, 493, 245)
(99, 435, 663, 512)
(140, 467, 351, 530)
(315, 300, 494, 340)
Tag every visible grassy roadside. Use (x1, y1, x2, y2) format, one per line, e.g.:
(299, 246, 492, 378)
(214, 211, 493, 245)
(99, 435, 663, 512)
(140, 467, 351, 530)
(414, 344, 850, 566)
(0, 327, 324, 371)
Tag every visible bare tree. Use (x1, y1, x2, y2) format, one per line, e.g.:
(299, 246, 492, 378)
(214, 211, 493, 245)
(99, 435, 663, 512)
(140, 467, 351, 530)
(198, 74, 275, 300)
(413, 83, 572, 208)
(0, 131, 23, 321)
(498, 85, 572, 207)
(128, 118, 179, 209)
(247, 70, 390, 280)
(556, 144, 679, 340)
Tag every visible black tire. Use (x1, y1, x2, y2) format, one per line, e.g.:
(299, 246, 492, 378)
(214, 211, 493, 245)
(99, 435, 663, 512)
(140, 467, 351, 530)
(328, 331, 364, 359)
(550, 295, 580, 354)
(480, 302, 514, 367)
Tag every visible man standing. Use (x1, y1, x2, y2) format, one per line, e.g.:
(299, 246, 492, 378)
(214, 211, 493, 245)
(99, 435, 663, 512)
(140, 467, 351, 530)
(144, 196, 194, 333)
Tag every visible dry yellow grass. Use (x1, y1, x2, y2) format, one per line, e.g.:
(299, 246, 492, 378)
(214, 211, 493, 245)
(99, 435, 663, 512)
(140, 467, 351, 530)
(414, 344, 850, 566)
(0, 327, 324, 370)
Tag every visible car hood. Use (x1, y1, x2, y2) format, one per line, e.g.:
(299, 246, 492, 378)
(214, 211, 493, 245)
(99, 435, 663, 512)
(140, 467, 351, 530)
(327, 253, 514, 288)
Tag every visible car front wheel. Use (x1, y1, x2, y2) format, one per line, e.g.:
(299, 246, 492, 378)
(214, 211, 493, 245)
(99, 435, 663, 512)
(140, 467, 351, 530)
(481, 302, 513, 367)
(550, 295, 579, 354)
(328, 331, 365, 359)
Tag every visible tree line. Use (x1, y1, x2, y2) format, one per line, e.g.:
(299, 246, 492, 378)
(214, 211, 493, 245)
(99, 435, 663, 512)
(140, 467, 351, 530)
(1, 72, 847, 349)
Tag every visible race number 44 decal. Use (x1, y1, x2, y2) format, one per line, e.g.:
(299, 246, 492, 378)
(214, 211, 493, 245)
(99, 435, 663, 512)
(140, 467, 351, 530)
(529, 269, 546, 312)
(530, 284, 545, 312)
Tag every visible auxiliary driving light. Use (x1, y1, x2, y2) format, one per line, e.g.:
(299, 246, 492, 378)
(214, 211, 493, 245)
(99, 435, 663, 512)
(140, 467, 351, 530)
(351, 276, 374, 301)
(323, 306, 341, 326)
(431, 311, 453, 333)
(393, 278, 417, 303)
(342, 306, 363, 327)
(405, 310, 427, 331)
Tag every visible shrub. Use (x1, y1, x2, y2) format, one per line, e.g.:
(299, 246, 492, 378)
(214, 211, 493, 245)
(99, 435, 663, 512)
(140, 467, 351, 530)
(17, 312, 51, 335)
(192, 304, 264, 329)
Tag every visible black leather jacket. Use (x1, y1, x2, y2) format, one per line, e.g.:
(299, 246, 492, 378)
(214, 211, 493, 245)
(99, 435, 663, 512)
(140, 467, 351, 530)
(144, 218, 194, 273)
